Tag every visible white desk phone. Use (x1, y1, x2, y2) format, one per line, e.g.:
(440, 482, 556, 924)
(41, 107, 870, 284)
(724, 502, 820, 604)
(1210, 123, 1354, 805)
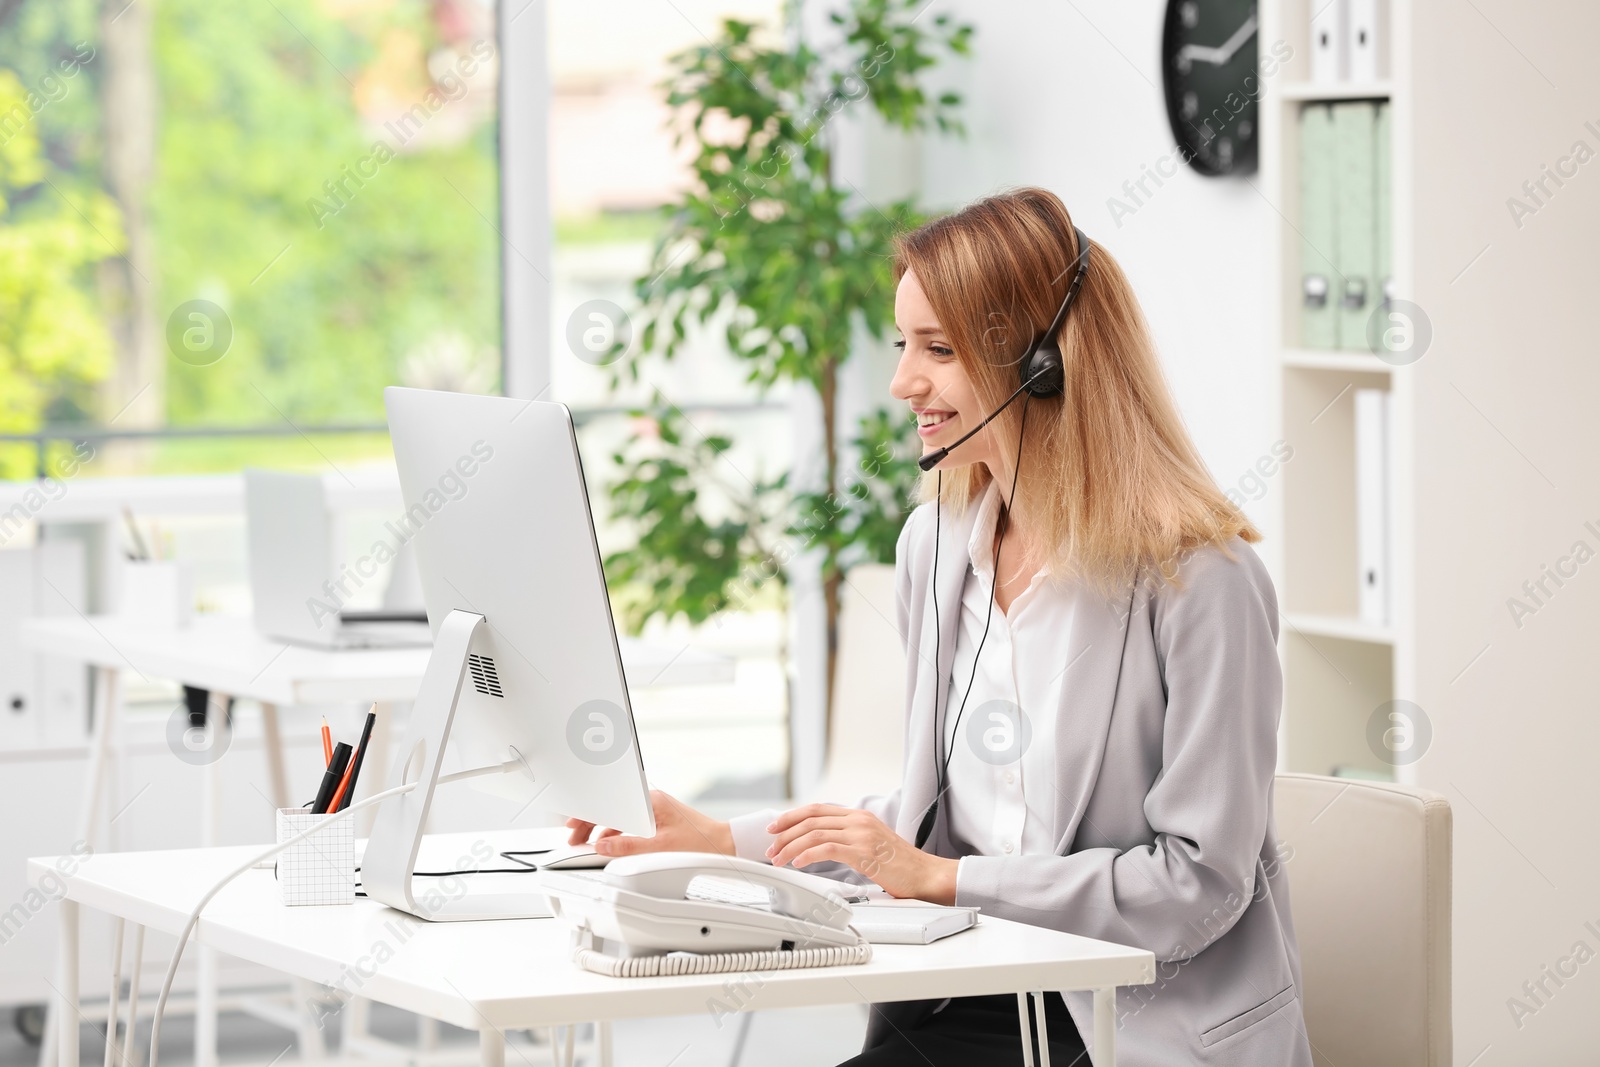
(538, 852, 877, 977)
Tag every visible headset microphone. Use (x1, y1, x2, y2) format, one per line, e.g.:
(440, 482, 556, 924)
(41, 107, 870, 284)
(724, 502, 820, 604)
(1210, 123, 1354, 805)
(915, 226, 1091, 473)
(917, 377, 1042, 472)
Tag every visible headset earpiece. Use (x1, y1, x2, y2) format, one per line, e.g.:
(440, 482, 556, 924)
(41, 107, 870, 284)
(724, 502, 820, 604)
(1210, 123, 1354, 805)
(1020, 343, 1065, 398)
(1018, 225, 1091, 400)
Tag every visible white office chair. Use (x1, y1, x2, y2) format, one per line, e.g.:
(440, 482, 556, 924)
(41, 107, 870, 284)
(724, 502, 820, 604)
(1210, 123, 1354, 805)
(806, 562, 907, 804)
(1273, 773, 1452, 1067)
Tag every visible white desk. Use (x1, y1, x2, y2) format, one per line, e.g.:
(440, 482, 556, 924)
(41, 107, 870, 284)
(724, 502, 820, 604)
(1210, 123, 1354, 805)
(20, 614, 732, 1067)
(31, 831, 1155, 1067)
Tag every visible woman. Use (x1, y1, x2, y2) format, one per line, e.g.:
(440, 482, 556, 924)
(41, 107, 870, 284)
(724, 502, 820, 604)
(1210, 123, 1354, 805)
(567, 187, 1313, 1066)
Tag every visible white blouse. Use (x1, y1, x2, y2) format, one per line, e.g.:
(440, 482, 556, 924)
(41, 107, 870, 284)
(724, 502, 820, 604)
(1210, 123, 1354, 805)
(724, 481, 1080, 882)
(941, 481, 1077, 883)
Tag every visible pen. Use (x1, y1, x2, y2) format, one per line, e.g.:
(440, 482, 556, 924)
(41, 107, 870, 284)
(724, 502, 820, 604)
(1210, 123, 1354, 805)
(331, 706, 377, 813)
(123, 507, 150, 561)
(321, 717, 333, 765)
(312, 743, 352, 815)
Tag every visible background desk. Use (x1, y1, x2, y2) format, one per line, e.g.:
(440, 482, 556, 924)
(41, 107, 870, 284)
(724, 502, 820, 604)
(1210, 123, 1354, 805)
(31, 832, 1155, 1067)
(21, 613, 732, 844)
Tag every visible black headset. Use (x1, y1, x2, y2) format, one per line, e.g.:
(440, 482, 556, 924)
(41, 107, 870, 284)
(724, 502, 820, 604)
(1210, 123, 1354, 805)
(912, 224, 1094, 852)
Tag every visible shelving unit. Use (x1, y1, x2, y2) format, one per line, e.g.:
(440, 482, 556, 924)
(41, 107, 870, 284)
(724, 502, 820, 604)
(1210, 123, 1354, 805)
(1276, 80, 1395, 102)
(1282, 611, 1396, 645)
(1280, 347, 1392, 374)
(1259, 3, 1600, 1058)
(1261, 1, 1410, 781)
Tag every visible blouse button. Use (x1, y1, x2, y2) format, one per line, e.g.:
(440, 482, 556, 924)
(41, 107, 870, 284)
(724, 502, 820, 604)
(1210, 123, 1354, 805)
(1002, 840, 1014, 854)
(1004, 770, 1015, 785)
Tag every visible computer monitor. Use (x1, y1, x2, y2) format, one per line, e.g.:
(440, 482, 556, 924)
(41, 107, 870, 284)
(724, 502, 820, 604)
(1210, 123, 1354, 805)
(363, 387, 654, 921)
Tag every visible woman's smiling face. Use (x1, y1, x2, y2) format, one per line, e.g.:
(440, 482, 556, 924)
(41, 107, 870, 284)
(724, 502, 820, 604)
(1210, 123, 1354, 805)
(889, 268, 999, 473)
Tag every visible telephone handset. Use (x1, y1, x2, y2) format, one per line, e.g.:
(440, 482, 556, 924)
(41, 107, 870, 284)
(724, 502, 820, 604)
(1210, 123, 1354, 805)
(539, 851, 867, 965)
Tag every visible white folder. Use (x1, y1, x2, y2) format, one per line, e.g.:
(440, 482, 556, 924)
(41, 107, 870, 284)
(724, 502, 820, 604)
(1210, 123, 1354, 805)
(1310, 0, 1347, 84)
(1355, 388, 1391, 626)
(1347, 0, 1385, 82)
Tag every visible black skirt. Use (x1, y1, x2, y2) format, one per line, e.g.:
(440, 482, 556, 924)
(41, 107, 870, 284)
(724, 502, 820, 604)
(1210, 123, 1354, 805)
(837, 992, 1087, 1066)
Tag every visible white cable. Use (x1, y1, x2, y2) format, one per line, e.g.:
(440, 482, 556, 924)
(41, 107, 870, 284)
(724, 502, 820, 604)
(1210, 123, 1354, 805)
(144, 758, 523, 1067)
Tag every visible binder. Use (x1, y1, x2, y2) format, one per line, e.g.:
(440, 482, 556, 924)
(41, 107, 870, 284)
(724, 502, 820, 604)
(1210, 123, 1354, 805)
(1334, 101, 1378, 350)
(1374, 102, 1392, 312)
(1347, 0, 1385, 83)
(1298, 104, 1339, 349)
(1310, 0, 1346, 83)
(1354, 388, 1390, 625)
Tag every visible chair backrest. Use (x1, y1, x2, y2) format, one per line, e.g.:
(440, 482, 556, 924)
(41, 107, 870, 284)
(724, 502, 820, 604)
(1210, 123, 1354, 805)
(810, 563, 906, 803)
(1273, 773, 1452, 1067)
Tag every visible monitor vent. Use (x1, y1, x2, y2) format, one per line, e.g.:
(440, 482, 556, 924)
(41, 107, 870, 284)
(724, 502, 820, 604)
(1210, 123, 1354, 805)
(467, 654, 504, 698)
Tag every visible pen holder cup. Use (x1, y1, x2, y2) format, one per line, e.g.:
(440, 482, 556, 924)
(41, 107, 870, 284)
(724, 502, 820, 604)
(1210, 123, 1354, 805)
(118, 560, 193, 629)
(275, 808, 355, 906)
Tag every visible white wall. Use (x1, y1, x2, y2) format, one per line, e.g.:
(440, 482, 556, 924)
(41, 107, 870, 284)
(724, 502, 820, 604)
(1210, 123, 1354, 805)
(1408, 2, 1600, 1061)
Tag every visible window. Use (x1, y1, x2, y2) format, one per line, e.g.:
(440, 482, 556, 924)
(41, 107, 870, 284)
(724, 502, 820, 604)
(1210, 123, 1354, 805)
(0, 0, 795, 800)
(0, 0, 504, 478)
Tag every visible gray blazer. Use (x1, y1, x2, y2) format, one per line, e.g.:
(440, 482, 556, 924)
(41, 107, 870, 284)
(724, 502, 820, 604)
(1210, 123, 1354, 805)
(831, 501, 1312, 1065)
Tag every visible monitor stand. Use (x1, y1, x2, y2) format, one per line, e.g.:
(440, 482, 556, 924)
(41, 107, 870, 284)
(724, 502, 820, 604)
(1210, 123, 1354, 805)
(362, 609, 554, 921)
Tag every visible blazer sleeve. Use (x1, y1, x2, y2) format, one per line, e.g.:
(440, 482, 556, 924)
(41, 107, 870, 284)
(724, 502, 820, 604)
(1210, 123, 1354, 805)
(952, 542, 1283, 963)
(724, 508, 928, 868)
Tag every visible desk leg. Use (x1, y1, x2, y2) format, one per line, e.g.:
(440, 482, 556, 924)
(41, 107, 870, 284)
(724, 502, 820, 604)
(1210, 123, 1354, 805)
(47, 667, 121, 1067)
(78, 666, 122, 847)
(195, 696, 229, 1067)
(1032, 992, 1052, 1067)
(1092, 988, 1116, 1066)
(341, 996, 370, 1055)
(57, 900, 79, 1067)
(121, 926, 144, 1067)
(194, 947, 218, 1067)
(259, 702, 290, 809)
(200, 692, 230, 847)
(292, 981, 327, 1060)
(103, 919, 124, 1067)
(1015, 994, 1034, 1067)
(595, 1022, 612, 1067)
(478, 1027, 504, 1067)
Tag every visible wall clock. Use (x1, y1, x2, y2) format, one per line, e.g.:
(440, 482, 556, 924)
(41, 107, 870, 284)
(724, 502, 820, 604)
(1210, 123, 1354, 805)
(1161, 0, 1261, 176)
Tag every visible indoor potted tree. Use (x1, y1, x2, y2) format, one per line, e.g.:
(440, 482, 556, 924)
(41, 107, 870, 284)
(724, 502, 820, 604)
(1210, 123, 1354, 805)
(604, 0, 973, 774)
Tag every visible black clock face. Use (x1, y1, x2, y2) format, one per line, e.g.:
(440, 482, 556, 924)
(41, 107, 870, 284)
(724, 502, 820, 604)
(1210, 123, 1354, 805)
(1161, 0, 1260, 177)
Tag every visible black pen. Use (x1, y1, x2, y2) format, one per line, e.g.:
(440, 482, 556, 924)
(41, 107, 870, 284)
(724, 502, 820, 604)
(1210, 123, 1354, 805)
(312, 743, 352, 815)
(336, 710, 378, 812)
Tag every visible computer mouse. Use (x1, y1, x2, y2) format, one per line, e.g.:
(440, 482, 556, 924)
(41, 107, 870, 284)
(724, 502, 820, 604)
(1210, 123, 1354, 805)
(536, 843, 611, 870)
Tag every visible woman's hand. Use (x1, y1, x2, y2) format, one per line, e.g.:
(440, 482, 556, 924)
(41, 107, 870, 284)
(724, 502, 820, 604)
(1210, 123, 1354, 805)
(565, 789, 734, 857)
(765, 803, 959, 905)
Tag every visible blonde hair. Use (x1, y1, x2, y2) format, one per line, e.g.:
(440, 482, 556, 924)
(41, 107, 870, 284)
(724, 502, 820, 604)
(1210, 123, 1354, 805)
(892, 186, 1259, 594)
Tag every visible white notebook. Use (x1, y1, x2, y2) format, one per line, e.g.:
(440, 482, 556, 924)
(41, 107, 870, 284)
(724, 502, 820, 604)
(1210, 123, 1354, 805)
(849, 902, 979, 945)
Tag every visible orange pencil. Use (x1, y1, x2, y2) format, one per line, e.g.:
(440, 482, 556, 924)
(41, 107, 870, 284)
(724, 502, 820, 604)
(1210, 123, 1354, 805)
(320, 716, 333, 765)
(327, 747, 358, 812)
